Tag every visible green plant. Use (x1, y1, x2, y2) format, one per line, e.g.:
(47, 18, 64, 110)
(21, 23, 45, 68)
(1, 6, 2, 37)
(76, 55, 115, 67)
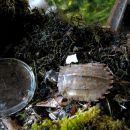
(48, 0, 116, 25)
(30, 106, 130, 130)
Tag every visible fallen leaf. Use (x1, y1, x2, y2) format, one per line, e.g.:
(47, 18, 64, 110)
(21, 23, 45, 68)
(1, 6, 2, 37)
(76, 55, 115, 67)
(36, 98, 59, 108)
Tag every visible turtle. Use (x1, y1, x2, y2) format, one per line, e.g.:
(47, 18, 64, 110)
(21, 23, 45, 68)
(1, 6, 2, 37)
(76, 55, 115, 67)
(57, 63, 114, 102)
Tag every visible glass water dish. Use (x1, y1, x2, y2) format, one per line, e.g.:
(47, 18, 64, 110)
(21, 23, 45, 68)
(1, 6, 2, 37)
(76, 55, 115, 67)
(0, 58, 36, 117)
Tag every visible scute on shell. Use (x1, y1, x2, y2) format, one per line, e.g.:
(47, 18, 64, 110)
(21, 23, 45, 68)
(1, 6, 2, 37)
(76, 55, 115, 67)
(57, 63, 113, 102)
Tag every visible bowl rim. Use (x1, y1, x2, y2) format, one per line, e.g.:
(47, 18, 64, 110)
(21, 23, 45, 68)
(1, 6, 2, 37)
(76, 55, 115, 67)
(0, 58, 36, 117)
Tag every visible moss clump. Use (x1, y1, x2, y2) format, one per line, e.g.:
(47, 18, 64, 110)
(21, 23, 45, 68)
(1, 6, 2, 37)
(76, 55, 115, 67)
(59, 106, 100, 130)
(93, 116, 128, 130)
(31, 106, 100, 130)
(30, 106, 130, 130)
(31, 120, 59, 130)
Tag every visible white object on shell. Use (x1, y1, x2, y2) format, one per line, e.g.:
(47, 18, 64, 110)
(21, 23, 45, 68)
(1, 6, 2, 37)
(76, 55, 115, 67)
(66, 54, 78, 64)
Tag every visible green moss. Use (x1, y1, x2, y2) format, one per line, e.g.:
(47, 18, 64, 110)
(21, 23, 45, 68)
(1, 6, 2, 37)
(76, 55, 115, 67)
(30, 106, 130, 130)
(93, 116, 130, 130)
(31, 120, 59, 130)
(31, 106, 100, 130)
(59, 106, 100, 130)
(48, 0, 116, 25)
